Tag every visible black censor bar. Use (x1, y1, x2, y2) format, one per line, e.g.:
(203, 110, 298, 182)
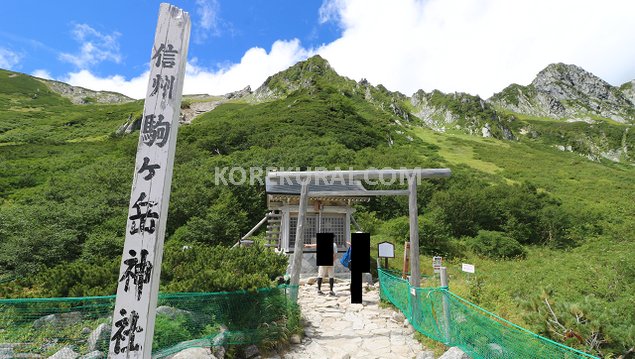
(351, 232, 370, 303)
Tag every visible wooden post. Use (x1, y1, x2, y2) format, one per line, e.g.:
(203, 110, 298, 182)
(289, 180, 309, 301)
(402, 241, 410, 279)
(109, 4, 190, 358)
(440, 266, 451, 343)
(408, 176, 420, 288)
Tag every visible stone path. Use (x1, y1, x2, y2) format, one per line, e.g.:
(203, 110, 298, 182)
(277, 279, 434, 359)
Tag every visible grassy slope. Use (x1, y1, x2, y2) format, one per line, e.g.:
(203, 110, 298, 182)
(0, 70, 143, 145)
(399, 127, 635, 353)
(0, 70, 142, 202)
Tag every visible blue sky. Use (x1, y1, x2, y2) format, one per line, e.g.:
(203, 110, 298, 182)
(1, 1, 338, 79)
(2, 0, 635, 99)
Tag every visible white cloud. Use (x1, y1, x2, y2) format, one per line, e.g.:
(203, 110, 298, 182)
(195, 0, 221, 43)
(53, 39, 309, 99)
(316, 0, 635, 98)
(318, 0, 345, 24)
(183, 39, 311, 95)
(31, 69, 52, 80)
(48, 0, 635, 101)
(61, 70, 149, 99)
(59, 23, 122, 69)
(0, 47, 22, 70)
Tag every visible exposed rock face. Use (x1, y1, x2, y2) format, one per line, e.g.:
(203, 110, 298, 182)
(251, 85, 278, 102)
(79, 351, 104, 359)
(38, 78, 134, 105)
(87, 323, 110, 352)
(211, 326, 228, 359)
(410, 90, 515, 140)
(289, 334, 302, 344)
(115, 113, 141, 135)
(0, 343, 16, 359)
(490, 63, 635, 123)
(416, 351, 435, 359)
(438, 346, 470, 359)
(355, 79, 411, 122)
(180, 99, 226, 124)
(156, 305, 194, 319)
(410, 90, 453, 132)
(33, 312, 82, 329)
(533, 64, 618, 102)
(242, 344, 260, 359)
(48, 346, 79, 359)
(224, 86, 252, 99)
(620, 80, 635, 104)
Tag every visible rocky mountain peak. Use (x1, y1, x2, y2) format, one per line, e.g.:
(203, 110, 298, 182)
(297, 54, 332, 73)
(490, 63, 634, 123)
(252, 55, 345, 101)
(531, 63, 625, 105)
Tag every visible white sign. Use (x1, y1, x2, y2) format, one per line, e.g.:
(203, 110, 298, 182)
(461, 263, 475, 274)
(410, 288, 416, 296)
(109, 4, 190, 358)
(378, 241, 395, 258)
(433, 256, 442, 273)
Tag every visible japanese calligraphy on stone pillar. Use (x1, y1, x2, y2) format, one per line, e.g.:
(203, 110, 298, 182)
(109, 4, 190, 359)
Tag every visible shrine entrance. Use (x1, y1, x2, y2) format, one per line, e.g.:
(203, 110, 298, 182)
(265, 169, 451, 300)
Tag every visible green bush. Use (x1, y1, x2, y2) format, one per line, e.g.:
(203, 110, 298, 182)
(419, 208, 454, 256)
(170, 191, 249, 247)
(352, 211, 382, 234)
(381, 216, 410, 242)
(470, 230, 527, 259)
(35, 258, 120, 297)
(153, 315, 194, 351)
(161, 242, 288, 292)
(429, 176, 494, 238)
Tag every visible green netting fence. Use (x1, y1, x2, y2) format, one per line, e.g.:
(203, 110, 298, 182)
(0, 285, 299, 358)
(378, 268, 599, 359)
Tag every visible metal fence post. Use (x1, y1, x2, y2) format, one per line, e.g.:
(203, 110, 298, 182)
(440, 266, 451, 344)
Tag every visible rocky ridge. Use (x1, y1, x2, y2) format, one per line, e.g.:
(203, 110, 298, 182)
(37, 78, 134, 105)
(620, 80, 635, 104)
(410, 90, 515, 140)
(490, 63, 635, 123)
(250, 57, 633, 163)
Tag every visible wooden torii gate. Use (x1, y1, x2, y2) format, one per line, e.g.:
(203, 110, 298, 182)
(267, 168, 451, 300)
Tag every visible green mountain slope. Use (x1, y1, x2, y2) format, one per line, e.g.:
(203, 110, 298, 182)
(0, 58, 633, 356)
(0, 69, 143, 145)
(411, 126, 635, 356)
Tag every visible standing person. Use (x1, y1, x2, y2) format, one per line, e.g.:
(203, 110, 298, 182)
(305, 241, 338, 295)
